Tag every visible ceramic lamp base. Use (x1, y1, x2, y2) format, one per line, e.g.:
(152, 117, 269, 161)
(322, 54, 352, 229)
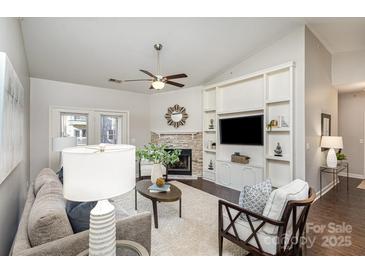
(326, 148, 337, 168)
(89, 200, 116, 256)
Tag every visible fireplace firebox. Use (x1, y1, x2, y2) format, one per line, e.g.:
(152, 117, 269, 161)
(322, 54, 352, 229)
(166, 149, 192, 175)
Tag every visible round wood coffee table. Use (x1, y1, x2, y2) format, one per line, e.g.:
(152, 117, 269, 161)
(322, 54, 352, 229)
(135, 180, 182, 228)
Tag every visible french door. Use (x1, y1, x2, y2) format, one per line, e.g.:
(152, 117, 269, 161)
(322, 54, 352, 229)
(49, 107, 129, 170)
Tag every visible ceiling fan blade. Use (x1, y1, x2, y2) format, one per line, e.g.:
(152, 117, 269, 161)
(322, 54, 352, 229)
(165, 73, 188, 80)
(140, 69, 156, 79)
(166, 80, 185, 88)
(123, 79, 151, 82)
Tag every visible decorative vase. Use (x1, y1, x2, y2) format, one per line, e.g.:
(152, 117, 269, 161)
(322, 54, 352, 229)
(151, 163, 163, 184)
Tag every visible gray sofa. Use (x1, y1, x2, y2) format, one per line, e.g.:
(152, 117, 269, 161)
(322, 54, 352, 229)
(10, 168, 151, 256)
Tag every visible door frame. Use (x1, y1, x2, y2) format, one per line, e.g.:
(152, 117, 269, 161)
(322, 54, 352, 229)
(49, 105, 130, 170)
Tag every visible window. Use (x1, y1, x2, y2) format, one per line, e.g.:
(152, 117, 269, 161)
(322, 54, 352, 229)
(60, 113, 88, 146)
(50, 107, 129, 170)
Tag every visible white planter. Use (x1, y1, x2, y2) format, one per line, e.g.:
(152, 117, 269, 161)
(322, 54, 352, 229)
(151, 163, 163, 184)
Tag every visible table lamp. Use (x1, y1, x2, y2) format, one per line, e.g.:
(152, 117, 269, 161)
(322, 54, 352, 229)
(62, 144, 135, 256)
(321, 136, 343, 168)
(53, 136, 77, 170)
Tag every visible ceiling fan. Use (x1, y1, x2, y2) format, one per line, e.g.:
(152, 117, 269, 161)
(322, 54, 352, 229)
(109, 43, 188, 90)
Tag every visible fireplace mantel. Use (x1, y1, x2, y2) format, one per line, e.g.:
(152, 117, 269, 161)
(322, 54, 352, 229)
(151, 130, 200, 139)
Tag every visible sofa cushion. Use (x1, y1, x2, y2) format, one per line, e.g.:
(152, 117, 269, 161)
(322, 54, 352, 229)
(34, 168, 60, 195)
(238, 180, 272, 221)
(28, 181, 74, 247)
(262, 179, 309, 235)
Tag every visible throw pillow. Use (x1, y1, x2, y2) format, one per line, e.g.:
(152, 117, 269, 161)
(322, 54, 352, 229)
(66, 201, 97, 233)
(28, 181, 74, 247)
(239, 179, 272, 221)
(33, 168, 60, 195)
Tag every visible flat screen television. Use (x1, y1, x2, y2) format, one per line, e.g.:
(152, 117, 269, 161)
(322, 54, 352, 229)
(219, 115, 263, 145)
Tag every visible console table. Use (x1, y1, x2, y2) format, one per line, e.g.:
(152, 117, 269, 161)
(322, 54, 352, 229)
(319, 162, 349, 197)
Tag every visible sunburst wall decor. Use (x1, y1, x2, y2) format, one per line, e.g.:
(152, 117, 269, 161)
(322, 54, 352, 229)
(164, 104, 189, 128)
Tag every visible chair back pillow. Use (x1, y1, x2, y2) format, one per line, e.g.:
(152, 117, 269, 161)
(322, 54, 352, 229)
(28, 181, 74, 247)
(239, 179, 272, 220)
(262, 179, 309, 235)
(34, 168, 60, 195)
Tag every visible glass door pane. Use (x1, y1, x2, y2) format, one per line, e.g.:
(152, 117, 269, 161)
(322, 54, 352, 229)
(60, 113, 88, 146)
(100, 115, 123, 144)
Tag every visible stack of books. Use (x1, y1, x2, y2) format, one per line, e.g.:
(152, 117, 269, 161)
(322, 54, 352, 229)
(148, 183, 171, 193)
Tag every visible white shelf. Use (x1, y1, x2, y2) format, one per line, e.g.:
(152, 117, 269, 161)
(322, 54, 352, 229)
(266, 127, 290, 132)
(265, 98, 290, 104)
(204, 169, 216, 174)
(204, 130, 216, 133)
(204, 108, 216, 112)
(265, 155, 291, 162)
(216, 107, 264, 115)
(216, 159, 264, 169)
(204, 149, 216, 153)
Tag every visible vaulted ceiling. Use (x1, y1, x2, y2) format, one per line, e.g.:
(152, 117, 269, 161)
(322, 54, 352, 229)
(20, 18, 365, 93)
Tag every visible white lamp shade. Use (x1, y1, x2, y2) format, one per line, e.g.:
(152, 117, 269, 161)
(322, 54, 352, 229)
(53, 137, 77, 152)
(321, 136, 343, 149)
(62, 144, 135, 202)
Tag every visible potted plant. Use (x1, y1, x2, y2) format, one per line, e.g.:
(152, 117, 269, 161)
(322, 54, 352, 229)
(336, 151, 347, 164)
(136, 144, 181, 183)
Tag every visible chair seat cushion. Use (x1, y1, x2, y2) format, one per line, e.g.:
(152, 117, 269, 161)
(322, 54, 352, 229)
(238, 180, 272, 221)
(28, 181, 74, 247)
(262, 179, 309, 235)
(222, 209, 278, 255)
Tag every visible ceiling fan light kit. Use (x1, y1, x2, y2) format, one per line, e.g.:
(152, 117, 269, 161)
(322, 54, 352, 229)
(110, 43, 188, 91)
(152, 79, 165, 90)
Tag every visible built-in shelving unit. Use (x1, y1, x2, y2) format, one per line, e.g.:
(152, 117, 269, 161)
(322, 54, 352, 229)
(202, 62, 294, 188)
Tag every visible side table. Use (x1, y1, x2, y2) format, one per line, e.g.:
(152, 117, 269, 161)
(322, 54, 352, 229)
(319, 162, 349, 198)
(77, 240, 149, 256)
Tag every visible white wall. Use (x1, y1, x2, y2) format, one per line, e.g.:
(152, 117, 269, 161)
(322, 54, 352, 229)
(150, 86, 203, 133)
(0, 18, 30, 255)
(332, 50, 365, 86)
(338, 91, 365, 176)
(207, 26, 306, 180)
(30, 78, 150, 180)
(305, 27, 338, 192)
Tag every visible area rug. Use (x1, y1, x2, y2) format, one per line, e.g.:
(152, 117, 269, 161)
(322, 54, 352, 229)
(112, 181, 247, 256)
(357, 180, 365, 190)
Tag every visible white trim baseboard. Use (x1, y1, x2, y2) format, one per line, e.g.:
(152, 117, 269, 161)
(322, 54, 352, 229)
(314, 179, 337, 202)
(338, 172, 364, 179)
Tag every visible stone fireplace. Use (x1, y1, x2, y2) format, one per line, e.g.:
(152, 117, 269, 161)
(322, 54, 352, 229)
(151, 131, 202, 178)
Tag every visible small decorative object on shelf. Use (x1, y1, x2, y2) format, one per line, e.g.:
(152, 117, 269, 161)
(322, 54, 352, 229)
(278, 116, 289, 128)
(231, 153, 250, 164)
(266, 119, 278, 131)
(274, 142, 283, 157)
(208, 160, 214, 170)
(208, 118, 215, 130)
(211, 142, 216, 149)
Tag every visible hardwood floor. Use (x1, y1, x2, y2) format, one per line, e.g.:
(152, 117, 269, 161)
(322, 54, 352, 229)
(178, 176, 365, 255)
(305, 177, 365, 255)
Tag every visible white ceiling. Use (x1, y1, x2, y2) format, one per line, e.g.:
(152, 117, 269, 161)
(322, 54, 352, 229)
(20, 18, 365, 93)
(20, 18, 304, 93)
(306, 18, 365, 53)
